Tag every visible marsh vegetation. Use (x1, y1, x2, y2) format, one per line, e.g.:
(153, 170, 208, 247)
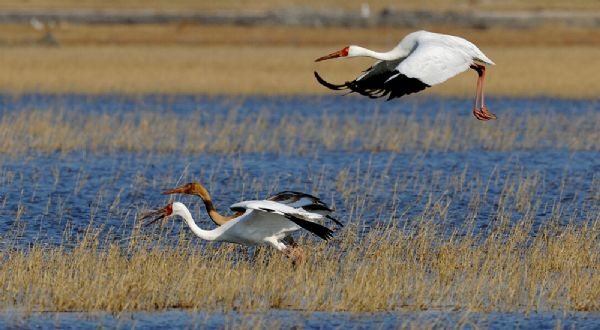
(0, 99, 598, 156)
(0, 96, 598, 320)
(2, 212, 598, 314)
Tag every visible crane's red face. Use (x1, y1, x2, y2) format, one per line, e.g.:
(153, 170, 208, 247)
(141, 203, 173, 227)
(315, 46, 350, 62)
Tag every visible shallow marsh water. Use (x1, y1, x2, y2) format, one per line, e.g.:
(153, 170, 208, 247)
(3, 309, 600, 329)
(0, 94, 598, 328)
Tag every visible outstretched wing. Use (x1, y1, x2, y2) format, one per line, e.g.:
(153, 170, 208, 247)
(267, 191, 343, 227)
(314, 58, 430, 100)
(229, 200, 334, 240)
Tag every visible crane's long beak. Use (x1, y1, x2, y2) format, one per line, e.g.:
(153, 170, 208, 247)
(315, 46, 349, 62)
(141, 204, 173, 227)
(163, 186, 186, 195)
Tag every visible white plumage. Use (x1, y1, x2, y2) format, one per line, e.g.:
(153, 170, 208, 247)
(142, 200, 335, 253)
(315, 30, 497, 120)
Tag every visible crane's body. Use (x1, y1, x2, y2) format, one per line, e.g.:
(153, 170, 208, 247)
(143, 201, 334, 253)
(315, 30, 496, 120)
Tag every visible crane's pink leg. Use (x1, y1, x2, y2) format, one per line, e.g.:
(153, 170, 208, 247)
(472, 66, 484, 120)
(478, 65, 496, 120)
(470, 64, 496, 121)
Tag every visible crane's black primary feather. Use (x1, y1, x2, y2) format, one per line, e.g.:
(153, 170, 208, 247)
(325, 214, 344, 227)
(268, 191, 337, 213)
(269, 191, 332, 210)
(256, 206, 334, 239)
(314, 70, 429, 101)
(314, 72, 347, 91)
(302, 203, 333, 213)
(284, 214, 334, 240)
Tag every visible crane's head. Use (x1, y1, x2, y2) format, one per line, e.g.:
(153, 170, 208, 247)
(142, 202, 190, 227)
(141, 203, 174, 227)
(315, 46, 350, 62)
(163, 182, 211, 200)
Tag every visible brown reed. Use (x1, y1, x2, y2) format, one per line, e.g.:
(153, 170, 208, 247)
(0, 108, 597, 156)
(0, 207, 597, 314)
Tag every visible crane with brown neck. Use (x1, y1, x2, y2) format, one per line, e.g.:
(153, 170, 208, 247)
(161, 182, 341, 264)
(163, 182, 341, 227)
(163, 182, 242, 226)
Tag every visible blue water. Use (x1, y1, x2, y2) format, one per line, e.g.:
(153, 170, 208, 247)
(0, 93, 596, 120)
(0, 94, 599, 328)
(1, 150, 598, 248)
(2, 309, 599, 329)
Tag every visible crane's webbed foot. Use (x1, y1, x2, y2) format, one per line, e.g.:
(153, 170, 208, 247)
(473, 107, 497, 121)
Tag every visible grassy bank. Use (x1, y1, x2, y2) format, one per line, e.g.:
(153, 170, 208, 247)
(0, 24, 599, 97)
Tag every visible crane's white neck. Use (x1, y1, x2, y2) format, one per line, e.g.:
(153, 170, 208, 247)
(348, 45, 407, 61)
(174, 203, 220, 241)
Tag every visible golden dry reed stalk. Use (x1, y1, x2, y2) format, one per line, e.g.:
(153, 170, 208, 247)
(1, 211, 598, 314)
(0, 108, 598, 156)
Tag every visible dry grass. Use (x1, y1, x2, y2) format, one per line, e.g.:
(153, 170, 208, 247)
(1, 132, 598, 315)
(0, 24, 599, 96)
(2, 24, 599, 47)
(0, 108, 598, 156)
(1, 204, 598, 313)
(0, 0, 597, 12)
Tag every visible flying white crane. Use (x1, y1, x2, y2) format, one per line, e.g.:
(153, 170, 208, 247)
(142, 201, 335, 261)
(314, 30, 497, 121)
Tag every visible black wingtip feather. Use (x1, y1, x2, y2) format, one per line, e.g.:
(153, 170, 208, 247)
(326, 215, 344, 227)
(302, 204, 333, 213)
(314, 71, 346, 91)
(284, 214, 334, 240)
(315, 68, 430, 101)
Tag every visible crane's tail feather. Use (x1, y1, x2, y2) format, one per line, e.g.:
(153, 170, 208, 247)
(284, 214, 334, 240)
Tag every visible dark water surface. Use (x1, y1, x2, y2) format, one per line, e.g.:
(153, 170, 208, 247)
(0, 94, 598, 328)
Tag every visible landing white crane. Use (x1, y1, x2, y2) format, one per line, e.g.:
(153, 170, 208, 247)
(315, 30, 497, 120)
